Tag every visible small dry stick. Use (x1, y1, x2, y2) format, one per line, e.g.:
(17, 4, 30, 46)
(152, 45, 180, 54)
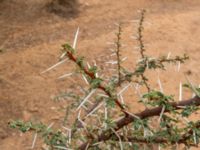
(115, 23, 123, 86)
(138, 9, 146, 58)
(136, 9, 151, 92)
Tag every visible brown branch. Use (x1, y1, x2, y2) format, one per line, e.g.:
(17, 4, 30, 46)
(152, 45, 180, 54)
(65, 50, 129, 140)
(66, 51, 127, 113)
(141, 74, 151, 92)
(113, 134, 199, 147)
(79, 96, 200, 149)
(136, 9, 151, 92)
(110, 122, 200, 147)
(67, 51, 95, 78)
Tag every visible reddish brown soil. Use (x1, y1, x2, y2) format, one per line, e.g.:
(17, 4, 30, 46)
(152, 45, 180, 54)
(0, 0, 200, 149)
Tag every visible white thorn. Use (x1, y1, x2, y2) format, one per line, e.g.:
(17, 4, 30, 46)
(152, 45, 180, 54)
(82, 105, 88, 110)
(158, 145, 161, 150)
(77, 110, 87, 127)
(193, 130, 197, 145)
(47, 122, 54, 130)
(186, 76, 200, 97)
(184, 118, 190, 123)
(130, 35, 138, 40)
(192, 92, 196, 98)
(144, 128, 147, 137)
(119, 94, 124, 104)
(179, 82, 183, 101)
(111, 128, 123, 150)
(104, 102, 108, 121)
(121, 57, 127, 62)
(114, 22, 120, 26)
(134, 46, 140, 50)
(177, 106, 186, 109)
(31, 133, 37, 149)
(106, 61, 118, 64)
(158, 106, 165, 122)
(177, 61, 181, 72)
(62, 126, 71, 131)
(93, 60, 99, 77)
(82, 74, 89, 85)
(77, 90, 96, 110)
(97, 94, 109, 98)
(58, 73, 73, 79)
(42, 27, 79, 74)
(59, 52, 67, 60)
(92, 142, 103, 146)
(86, 102, 104, 117)
(124, 111, 140, 120)
(157, 75, 164, 93)
(118, 83, 131, 96)
(85, 143, 90, 150)
(110, 53, 116, 57)
(87, 62, 91, 69)
(41, 58, 69, 74)
(132, 83, 142, 97)
(93, 60, 97, 67)
(53, 146, 72, 150)
(73, 27, 80, 49)
(109, 48, 115, 52)
(62, 127, 72, 144)
(146, 61, 149, 69)
(167, 52, 171, 59)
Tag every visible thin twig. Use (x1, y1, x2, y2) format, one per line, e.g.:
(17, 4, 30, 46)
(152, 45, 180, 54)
(137, 9, 146, 58)
(77, 89, 96, 110)
(115, 23, 123, 86)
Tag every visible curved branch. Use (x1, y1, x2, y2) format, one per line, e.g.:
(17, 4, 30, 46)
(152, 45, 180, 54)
(79, 96, 200, 149)
(110, 121, 200, 147)
(66, 50, 127, 112)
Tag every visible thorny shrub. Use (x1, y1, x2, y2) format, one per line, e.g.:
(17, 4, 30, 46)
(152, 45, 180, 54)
(9, 9, 200, 150)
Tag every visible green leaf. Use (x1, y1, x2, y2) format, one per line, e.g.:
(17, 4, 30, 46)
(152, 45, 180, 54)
(105, 118, 116, 128)
(9, 120, 32, 133)
(106, 97, 116, 108)
(132, 118, 149, 130)
(76, 56, 84, 68)
(141, 90, 174, 107)
(183, 83, 200, 97)
(181, 105, 199, 117)
(132, 143, 139, 150)
(62, 43, 75, 54)
(89, 66, 98, 74)
(90, 78, 103, 88)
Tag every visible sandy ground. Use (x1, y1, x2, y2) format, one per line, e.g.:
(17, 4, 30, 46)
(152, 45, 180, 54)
(0, 0, 200, 149)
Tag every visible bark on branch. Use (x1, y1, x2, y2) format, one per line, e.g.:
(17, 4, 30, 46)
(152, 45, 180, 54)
(79, 96, 200, 149)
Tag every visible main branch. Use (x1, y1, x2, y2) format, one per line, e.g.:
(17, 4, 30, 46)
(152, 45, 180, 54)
(79, 96, 200, 149)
